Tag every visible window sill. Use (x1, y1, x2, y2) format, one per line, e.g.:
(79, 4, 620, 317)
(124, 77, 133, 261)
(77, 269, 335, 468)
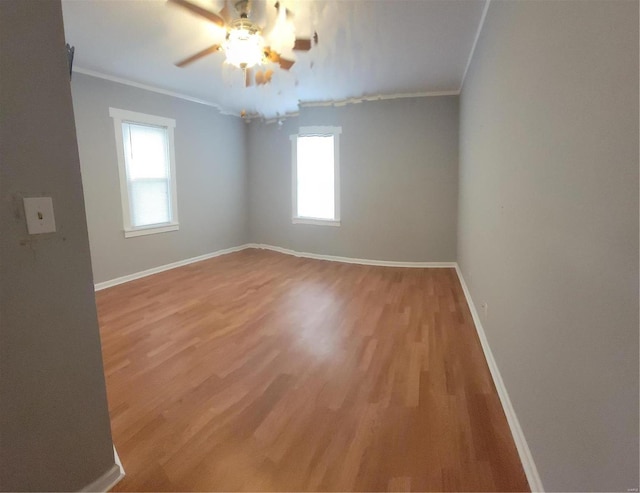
(292, 217, 341, 227)
(124, 223, 179, 238)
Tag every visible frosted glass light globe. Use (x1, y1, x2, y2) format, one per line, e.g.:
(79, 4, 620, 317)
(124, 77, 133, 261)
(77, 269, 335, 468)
(224, 26, 264, 69)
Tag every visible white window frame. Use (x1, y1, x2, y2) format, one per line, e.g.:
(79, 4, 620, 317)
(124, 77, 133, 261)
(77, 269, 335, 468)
(109, 107, 179, 238)
(290, 126, 341, 227)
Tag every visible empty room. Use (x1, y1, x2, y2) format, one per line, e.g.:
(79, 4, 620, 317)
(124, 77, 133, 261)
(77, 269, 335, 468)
(1, 0, 638, 492)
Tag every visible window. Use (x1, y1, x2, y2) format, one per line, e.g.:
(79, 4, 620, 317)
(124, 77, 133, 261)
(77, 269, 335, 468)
(109, 108, 178, 238)
(291, 126, 341, 226)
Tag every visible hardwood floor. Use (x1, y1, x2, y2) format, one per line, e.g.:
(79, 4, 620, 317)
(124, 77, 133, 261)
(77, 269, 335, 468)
(97, 249, 529, 492)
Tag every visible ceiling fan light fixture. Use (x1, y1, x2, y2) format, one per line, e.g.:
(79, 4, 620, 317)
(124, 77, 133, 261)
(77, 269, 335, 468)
(223, 19, 264, 69)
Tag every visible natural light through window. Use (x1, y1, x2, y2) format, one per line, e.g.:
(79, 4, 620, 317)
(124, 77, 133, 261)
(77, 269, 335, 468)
(297, 135, 334, 219)
(110, 108, 178, 238)
(292, 126, 341, 226)
(123, 123, 172, 227)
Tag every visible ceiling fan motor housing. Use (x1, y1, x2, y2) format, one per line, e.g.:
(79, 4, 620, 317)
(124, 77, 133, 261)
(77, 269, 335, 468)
(228, 17, 261, 36)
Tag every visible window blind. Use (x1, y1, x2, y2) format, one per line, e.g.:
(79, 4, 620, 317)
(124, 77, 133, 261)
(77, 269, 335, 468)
(122, 122, 172, 227)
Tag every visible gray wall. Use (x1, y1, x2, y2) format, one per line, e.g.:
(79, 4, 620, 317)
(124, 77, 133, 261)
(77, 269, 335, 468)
(248, 98, 459, 261)
(71, 74, 248, 284)
(457, 1, 639, 491)
(0, 1, 116, 491)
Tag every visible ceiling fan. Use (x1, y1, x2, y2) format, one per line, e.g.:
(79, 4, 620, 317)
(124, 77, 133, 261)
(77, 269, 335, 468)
(169, 0, 318, 87)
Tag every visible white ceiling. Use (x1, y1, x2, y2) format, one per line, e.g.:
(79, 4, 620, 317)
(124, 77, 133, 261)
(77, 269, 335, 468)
(62, 0, 487, 119)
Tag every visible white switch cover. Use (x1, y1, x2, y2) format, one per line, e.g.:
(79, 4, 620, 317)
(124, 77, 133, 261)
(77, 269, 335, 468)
(23, 197, 56, 234)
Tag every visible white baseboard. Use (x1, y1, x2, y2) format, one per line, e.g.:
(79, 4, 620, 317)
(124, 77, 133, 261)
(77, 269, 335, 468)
(247, 243, 456, 268)
(454, 264, 544, 492)
(113, 446, 124, 482)
(94, 244, 251, 291)
(79, 445, 125, 492)
(94, 243, 456, 291)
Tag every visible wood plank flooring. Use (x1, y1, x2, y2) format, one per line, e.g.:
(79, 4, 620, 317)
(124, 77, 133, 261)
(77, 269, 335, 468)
(97, 249, 529, 492)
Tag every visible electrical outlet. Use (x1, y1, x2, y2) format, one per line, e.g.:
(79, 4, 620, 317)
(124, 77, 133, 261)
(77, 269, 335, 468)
(481, 302, 488, 318)
(23, 197, 56, 234)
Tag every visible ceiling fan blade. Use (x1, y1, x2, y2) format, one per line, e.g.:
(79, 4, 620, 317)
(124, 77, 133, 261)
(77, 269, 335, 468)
(293, 38, 311, 51)
(175, 44, 221, 67)
(219, 5, 230, 21)
(168, 0, 225, 27)
(263, 47, 279, 64)
(219, 0, 231, 22)
(278, 57, 295, 70)
(293, 32, 318, 51)
(263, 47, 293, 71)
(245, 67, 254, 87)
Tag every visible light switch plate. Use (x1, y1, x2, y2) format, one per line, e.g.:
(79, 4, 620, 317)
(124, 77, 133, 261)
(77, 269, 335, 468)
(23, 197, 56, 234)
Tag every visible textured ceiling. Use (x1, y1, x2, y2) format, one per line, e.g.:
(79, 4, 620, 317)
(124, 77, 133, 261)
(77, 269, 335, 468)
(62, 0, 487, 118)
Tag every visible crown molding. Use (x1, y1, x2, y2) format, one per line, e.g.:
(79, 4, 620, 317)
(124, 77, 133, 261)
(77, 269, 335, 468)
(247, 89, 460, 124)
(72, 67, 460, 121)
(299, 90, 460, 109)
(72, 66, 238, 116)
(460, 0, 491, 92)
(256, 111, 300, 124)
(248, 89, 460, 124)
